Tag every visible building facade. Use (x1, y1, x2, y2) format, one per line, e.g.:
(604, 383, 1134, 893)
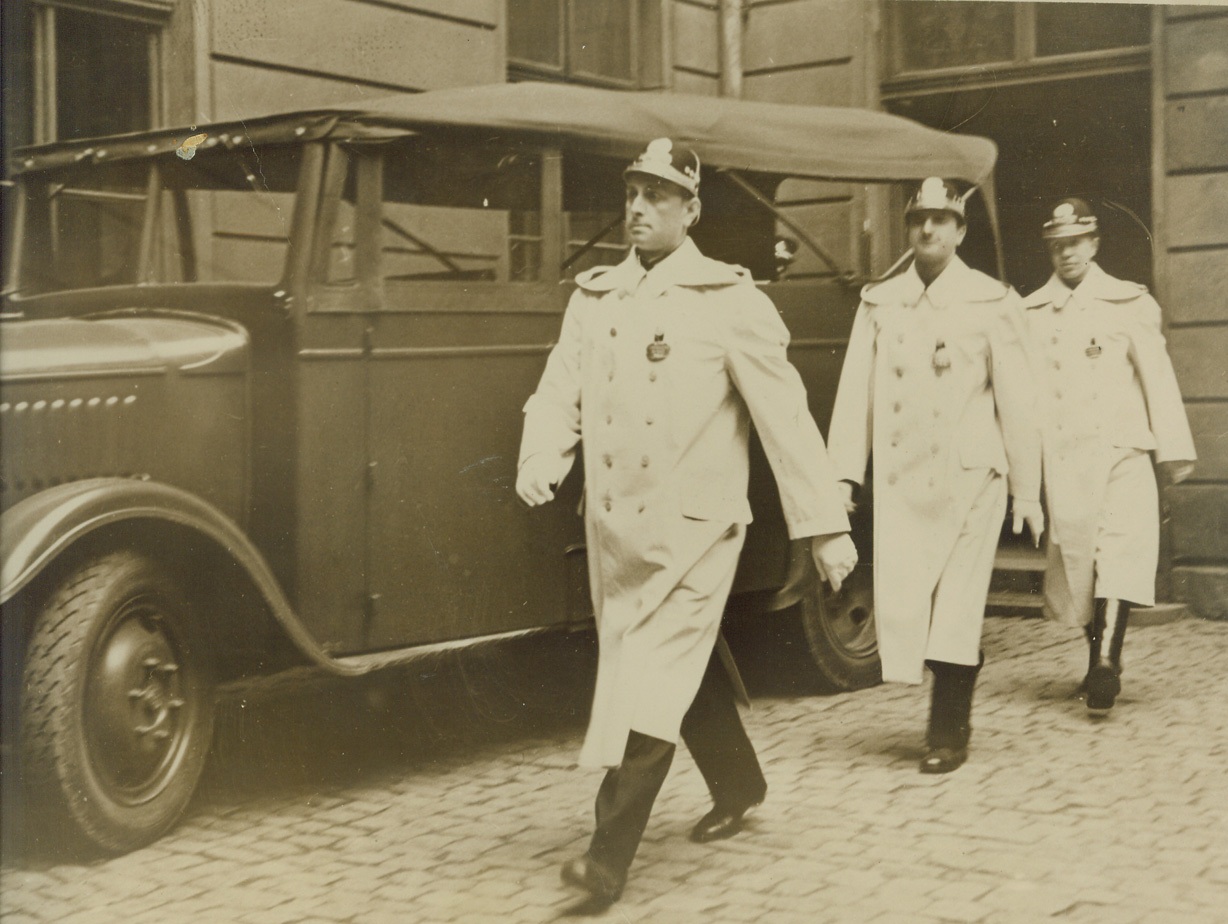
(4, 0, 1225, 617)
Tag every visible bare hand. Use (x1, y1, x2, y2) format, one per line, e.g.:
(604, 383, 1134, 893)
(811, 533, 858, 594)
(516, 455, 561, 506)
(1011, 498, 1045, 548)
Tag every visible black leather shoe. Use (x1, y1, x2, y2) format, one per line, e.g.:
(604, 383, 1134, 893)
(1085, 664, 1122, 715)
(560, 855, 624, 914)
(689, 800, 761, 843)
(919, 745, 968, 774)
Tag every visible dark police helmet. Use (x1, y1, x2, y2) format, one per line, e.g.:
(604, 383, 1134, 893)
(1042, 198, 1099, 239)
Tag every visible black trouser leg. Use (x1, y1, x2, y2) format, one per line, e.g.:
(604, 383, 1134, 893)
(587, 731, 675, 878)
(924, 655, 983, 751)
(680, 648, 767, 811)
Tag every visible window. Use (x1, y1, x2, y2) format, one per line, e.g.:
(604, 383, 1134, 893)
(21, 162, 149, 293)
(313, 138, 548, 299)
(507, 0, 661, 88)
(1034, 3, 1150, 58)
(11, 0, 174, 147)
(13, 145, 305, 296)
(893, 1, 1016, 73)
(381, 138, 545, 284)
(886, 2, 1152, 80)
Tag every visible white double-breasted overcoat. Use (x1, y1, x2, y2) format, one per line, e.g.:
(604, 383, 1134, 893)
(827, 257, 1042, 683)
(1020, 263, 1196, 627)
(519, 237, 849, 768)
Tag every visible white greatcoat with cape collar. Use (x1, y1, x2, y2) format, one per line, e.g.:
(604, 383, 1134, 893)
(827, 256, 1042, 683)
(519, 237, 849, 767)
(1020, 262, 1196, 626)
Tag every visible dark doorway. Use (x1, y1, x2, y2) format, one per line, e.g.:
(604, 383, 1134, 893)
(888, 70, 1152, 295)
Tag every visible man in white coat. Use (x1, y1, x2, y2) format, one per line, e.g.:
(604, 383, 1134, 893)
(827, 178, 1045, 775)
(517, 138, 858, 912)
(1021, 198, 1196, 714)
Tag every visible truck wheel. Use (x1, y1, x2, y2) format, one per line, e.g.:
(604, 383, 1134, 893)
(801, 564, 881, 692)
(21, 550, 215, 853)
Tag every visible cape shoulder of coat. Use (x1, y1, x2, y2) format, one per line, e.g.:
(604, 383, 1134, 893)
(859, 257, 1012, 308)
(1020, 264, 1155, 321)
(573, 240, 753, 296)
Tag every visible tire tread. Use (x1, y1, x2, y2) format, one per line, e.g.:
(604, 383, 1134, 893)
(19, 551, 213, 853)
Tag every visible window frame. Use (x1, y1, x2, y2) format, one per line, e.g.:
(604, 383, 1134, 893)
(506, 0, 664, 90)
(307, 139, 567, 315)
(30, 0, 174, 145)
(881, 1, 1152, 98)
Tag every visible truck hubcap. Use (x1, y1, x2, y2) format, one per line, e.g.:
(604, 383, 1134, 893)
(86, 599, 187, 803)
(825, 571, 876, 659)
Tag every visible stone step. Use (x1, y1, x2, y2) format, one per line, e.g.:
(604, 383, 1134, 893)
(985, 594, 1192, 624)
(1132, 602, 1191, 627)
(994, 547, 1047, 571)
(986, 590, 1045, 613)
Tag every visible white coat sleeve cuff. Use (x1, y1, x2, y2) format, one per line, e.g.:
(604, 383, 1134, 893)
(787, 511, 852, 542)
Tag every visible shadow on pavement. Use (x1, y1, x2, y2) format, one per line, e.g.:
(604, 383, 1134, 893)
(4, 627, 599, 868)
(198, 628, 600, 805)
(4, 607, 847, 867)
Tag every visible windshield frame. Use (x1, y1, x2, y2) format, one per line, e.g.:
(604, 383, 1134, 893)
(6, 142, 315, 303)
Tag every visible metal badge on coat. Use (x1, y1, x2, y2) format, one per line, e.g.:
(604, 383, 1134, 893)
(1085, 338, 1102, 358)
(647, 330, 670, 362)
(932, 339, 951, 373)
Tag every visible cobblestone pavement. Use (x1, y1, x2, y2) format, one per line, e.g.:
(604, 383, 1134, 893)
(3, 613, 1226, 924)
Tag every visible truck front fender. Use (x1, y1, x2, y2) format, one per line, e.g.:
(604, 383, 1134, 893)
(0, 478, 366, 677)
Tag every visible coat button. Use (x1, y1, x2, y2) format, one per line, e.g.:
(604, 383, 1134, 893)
(645, 416, 654, 425)
(610, 327, 618, 337)
(603, 454, 612, 467)
(931, 444, 940, 454)
(641, 456, 649, 467)
(606, 414, 613, 424)
(608, 371, 614, 382)
(893, 402, 902, 413)
(895, 367, 904, 378)
(1055, 390, 1062, 399)
(897, 334, 905, 344)
(887, 473, 898, 485)
(1053, 360, 1061, 370)
(638, 502, 646, 513)
(1051, 336, 1058, 344)
(890, 435, 900, 447)
(604, 500, 612, 511)
(649, 371, 657, 382)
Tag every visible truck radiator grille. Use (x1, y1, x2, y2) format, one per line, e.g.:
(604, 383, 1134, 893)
(1, 393, 151, 503)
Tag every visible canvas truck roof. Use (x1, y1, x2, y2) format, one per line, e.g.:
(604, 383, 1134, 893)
(11, 82, 996, 185)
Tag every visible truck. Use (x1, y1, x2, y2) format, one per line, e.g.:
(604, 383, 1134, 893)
(0, 81, 998, 852)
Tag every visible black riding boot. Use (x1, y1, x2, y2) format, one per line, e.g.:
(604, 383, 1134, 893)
(1086, 598, 1129, 715)
(920, 655, 983, 774)
(1078, 622, 1097, 693)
